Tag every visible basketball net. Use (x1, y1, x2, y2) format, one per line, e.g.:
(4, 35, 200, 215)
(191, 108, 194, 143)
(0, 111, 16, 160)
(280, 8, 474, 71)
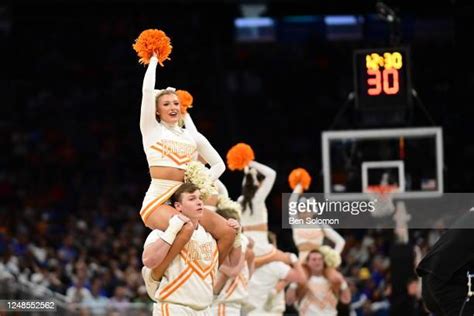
(365, 184, 399, 218)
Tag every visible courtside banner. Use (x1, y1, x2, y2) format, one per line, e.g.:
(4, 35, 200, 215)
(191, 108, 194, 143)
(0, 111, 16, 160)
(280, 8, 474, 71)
(281, 193, 474, 229)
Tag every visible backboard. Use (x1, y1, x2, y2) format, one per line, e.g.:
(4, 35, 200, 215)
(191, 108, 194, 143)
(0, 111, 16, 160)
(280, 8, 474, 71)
(322, 127, 443, 200)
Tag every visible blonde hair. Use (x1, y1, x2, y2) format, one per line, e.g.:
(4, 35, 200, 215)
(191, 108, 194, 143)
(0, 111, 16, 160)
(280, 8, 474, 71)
(155, 90, 178, 104)
(216, 208, 241, 222)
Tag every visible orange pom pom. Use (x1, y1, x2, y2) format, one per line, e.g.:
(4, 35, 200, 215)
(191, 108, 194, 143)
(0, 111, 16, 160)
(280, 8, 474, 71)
(226, 143, 255, 171)
(132, 29, 172, 66)
(176, 90, 193, 115)
(288, 168, 312, 190)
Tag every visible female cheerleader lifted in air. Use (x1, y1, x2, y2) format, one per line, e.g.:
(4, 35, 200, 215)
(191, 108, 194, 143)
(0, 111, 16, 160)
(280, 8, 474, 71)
(133, 29, 236, 279)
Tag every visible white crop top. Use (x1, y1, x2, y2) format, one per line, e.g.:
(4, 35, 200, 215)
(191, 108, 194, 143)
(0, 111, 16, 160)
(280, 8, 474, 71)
(289, 185, 346, 254)
(239, 161, 276, 227)
(140, 56, 225, 180)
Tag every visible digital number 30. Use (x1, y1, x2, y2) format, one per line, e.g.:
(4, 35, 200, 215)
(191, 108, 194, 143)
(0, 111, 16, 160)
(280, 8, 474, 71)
(367, 68, 399, 95)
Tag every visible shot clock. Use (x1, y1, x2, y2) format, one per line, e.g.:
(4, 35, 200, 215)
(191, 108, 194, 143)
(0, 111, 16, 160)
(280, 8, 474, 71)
(353, 47, 412, 110)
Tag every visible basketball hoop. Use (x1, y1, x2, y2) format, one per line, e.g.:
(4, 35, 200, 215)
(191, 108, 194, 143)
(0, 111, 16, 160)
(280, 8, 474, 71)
(365, 184, 399, 218)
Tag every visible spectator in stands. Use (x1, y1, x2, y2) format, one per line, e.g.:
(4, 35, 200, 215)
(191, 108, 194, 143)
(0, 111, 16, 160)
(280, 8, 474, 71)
(81, 278, 110, 315)
(66, 274, 92, 304)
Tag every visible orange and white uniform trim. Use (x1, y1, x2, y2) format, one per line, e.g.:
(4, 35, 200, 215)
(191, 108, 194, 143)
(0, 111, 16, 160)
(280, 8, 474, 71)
(212, 273, 249, 316)
(213, 302, 241, 316)
(212, 235, 251, 315)
(147, 138, 198, 169)
(144, 225, 218, 312)
(298, 275, 338, 316)
(139, 179, 182, 223)
(152, 302, 212, 316)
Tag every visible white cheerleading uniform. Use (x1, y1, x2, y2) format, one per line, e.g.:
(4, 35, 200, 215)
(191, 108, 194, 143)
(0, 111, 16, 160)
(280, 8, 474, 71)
(239, 161, 276, 257)
(212, 235, 251, 316)
(289, 185, 345, 261)
(298, 275, 338, 316)
(143, 225, 218, 315)
(138, 56, 224, 223)
(247, 261, 292, 316)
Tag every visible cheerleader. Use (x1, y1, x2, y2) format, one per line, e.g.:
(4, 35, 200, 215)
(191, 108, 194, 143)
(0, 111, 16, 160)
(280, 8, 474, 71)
(286, 250, 351, 316)
(290, 183, 345, 261)
(212, 207, 255, 316)
(136, 45, 235, 279)
(238, 161, 294, 267)
(287, 169, 346, 303)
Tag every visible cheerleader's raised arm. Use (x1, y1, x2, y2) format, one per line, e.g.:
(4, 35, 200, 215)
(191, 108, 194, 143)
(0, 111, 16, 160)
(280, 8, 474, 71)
(140, 54, 160, 134)
(322, 226, 345, 254)
(289, 183, 303, 209)
(248, 160, 277, 201)
(238, 159, 295, 268)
